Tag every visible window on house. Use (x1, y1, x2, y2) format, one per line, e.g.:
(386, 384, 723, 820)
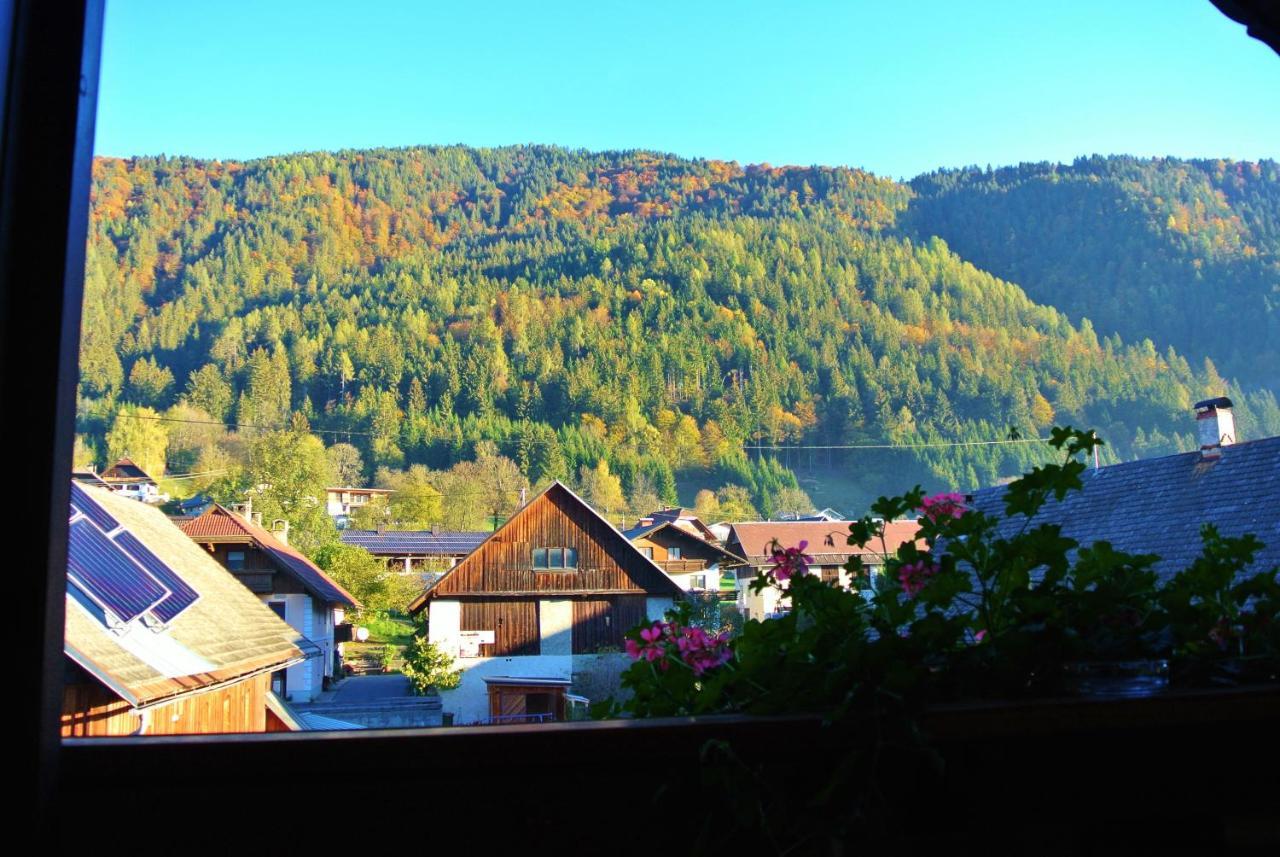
(532, 547, 577, 570)
(640, 547, 654, 559)
(669, 547, 682, 560)
(227, 550, 246, 571)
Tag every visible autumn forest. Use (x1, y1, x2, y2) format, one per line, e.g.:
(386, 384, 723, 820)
(75, 146, 1280, 548)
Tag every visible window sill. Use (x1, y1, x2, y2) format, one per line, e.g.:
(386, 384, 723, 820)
(58, 685, 1280, 848)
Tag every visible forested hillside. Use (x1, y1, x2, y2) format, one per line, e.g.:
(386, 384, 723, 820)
(76, 145, 1280, 521)
(907, 156, 1280, 388)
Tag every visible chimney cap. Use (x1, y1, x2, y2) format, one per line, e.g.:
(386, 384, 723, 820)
(1194, 396, 1233, 411)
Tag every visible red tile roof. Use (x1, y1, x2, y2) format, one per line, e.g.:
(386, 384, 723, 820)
(179, 506, 360, 608)
(727, 520, 921, 564)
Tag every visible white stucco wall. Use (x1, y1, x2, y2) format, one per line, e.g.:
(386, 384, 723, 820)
(738, 578, 783, 622)
(428, 599, 461, 652)
(540, 599, 573, 656)
(737, 565, 879, 621)
(430, 598, 650, 724)
(260, 592, 340, 702)
(437, 654, 574, 724)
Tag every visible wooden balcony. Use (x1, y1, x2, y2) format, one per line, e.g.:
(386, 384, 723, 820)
(657, 559, 709, 574)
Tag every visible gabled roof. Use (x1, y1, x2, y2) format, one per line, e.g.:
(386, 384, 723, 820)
(100, 458, 154, 483)
(64, 484, 306, 709)
(408, 480, 684, 612)
(326, 486, 394, 495)
(643, 507, 717, 540)
(727, 520, 921, 565)
(622, 520, 748, 566)
(967, 436, 1280, 581)
(339, 529, 489, 556)
(179, 506, 361, 608)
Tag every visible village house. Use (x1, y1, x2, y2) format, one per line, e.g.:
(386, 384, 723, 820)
(339, 528, 488, 573)
(408, 481, 684, 725)
(178, 505, 360, 702)
(98, 457, 168, 504)
(622, 518, 746, 593)
(637, 507, 720, 541)
(967, 398, 1280, 579)
(325, 485, 394, 527)
(776, 507, 846, 522)
(61, 482, 308, 736)
(726, 519, 922, 620)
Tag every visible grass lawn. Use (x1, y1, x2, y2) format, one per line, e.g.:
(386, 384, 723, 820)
(360, 612, 419, 646)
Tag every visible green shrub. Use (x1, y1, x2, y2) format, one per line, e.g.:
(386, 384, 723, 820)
(400, 635, 462, 695)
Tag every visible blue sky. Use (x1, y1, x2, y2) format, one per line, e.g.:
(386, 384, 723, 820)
(95, 0, 1279, 179)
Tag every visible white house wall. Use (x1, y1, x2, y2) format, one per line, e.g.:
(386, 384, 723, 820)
(540, 599, 573, 655)
(736, 566, 871, 621)
(430, 597, 670, 724)
(263, 592, 332, 703)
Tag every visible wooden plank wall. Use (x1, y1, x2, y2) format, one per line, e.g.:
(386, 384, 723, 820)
(61, 674, 270, 737)
(433, 485, 677, 597)
(572, 596, 647, 653)
(460, 600, 540, 656)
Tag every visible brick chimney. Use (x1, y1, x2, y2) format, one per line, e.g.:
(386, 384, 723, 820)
(1195, 396, 1236, 458)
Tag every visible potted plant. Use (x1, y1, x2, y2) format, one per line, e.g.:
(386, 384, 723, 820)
(378, 643, 397, 674)
(1162, 524, 1280, 686)
(592, 427, 1280, 851)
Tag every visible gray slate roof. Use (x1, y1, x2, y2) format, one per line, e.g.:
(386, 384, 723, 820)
(967, 436, 1280, 581)
(340, 529, 489, 556)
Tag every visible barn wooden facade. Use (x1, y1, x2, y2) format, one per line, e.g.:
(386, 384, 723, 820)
(61, 663, 278, 737)
(413, 481, 683, 605)
(412, 481, 683, 723)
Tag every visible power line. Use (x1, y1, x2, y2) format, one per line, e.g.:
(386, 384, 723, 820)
(116, 412, 375, 437)
(158, 468, 230, 482)
(743, 437, 1053, 451)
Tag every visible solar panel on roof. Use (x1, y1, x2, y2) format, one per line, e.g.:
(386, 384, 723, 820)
(116, 531, 199, 623)
(67, 518, 169, 623)
(70, 482, 120, 531)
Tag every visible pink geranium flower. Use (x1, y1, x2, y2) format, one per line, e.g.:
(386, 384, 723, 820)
(898, 558, 939, 598)
(769, 540, 814, 581)
(920, 492, 966, 523)
(624, 619, 735, 676)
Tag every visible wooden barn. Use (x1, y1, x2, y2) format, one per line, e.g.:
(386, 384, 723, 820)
(61, 482, 308, 736)
(408, 481, 684, 724)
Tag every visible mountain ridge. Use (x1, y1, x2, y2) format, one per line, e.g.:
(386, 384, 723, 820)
(77, 145, 1280, 515)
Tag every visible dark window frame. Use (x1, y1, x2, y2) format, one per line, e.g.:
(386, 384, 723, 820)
(532, 545, 577, 570)
(17, 2, 1279, 845)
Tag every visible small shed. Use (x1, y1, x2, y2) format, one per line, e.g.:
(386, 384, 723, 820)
(483, 676, 573, 724)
